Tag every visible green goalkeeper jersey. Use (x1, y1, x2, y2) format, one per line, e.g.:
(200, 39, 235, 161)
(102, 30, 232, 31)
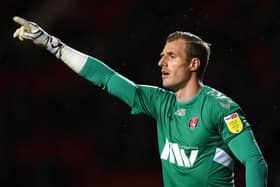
(80, 56, 267, 187)
(131, 84, 245, 187)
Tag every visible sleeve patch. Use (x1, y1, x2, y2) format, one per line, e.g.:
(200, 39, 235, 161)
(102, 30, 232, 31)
(224, 113, 243, 134)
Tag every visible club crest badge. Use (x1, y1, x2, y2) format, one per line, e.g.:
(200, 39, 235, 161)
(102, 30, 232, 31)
(189, 117, 198, 129)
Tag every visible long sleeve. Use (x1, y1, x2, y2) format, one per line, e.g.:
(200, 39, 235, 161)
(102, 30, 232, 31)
(79, 56, 136, 107)
(228, 129, 268, 187)
(56, 43, 136, 107)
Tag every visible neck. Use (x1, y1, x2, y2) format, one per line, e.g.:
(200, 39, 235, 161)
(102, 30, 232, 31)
(175, 79, 203, 102)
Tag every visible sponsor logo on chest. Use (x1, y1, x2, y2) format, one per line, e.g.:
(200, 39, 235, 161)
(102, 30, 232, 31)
(160, 139, 198, 168)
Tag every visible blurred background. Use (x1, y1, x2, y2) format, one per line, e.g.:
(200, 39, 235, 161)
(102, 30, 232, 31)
(1, 0, 279, 186)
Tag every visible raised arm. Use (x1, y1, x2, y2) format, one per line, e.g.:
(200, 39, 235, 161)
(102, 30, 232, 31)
(13, 16, 136, 107)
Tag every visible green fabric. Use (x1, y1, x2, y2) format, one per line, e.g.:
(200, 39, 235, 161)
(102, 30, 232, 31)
(79, 56, 136, 107)
(79, 56, 267, 187)
(132, 85, 267, 187)
(228, 130, 268, 187)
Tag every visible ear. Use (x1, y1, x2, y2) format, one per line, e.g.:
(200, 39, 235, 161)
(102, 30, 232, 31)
(189, 57, 200, 72)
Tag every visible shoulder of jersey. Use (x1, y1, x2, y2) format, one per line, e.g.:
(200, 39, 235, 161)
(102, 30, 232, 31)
(204, 87, 236, 110)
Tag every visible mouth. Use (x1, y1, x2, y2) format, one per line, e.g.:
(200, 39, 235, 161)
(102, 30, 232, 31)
(161, 69, 170, 79)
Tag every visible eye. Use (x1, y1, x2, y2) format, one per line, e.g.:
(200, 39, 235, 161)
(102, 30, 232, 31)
(169, 53, 176, 59)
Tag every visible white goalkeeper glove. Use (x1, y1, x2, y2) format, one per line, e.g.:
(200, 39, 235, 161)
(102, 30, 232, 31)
(13, 16, 88, 73)
(13, 16, 64, 59)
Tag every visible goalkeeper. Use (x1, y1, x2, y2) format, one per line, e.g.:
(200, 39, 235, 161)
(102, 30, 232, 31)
(13, 16, 268, 187)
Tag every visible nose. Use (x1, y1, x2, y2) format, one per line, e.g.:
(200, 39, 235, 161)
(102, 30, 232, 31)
(158, 56, 167, 67)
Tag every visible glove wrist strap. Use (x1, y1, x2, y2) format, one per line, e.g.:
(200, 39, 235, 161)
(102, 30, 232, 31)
(45, 35, 65, 59)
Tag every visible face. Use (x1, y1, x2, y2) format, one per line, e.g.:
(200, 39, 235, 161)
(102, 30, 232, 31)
(158, 39, 192, 91)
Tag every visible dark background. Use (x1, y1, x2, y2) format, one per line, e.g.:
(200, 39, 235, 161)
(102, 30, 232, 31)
(1, 0, 279, 186)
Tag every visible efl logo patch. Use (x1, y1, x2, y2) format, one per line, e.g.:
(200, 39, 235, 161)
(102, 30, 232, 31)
(224, 113, 243, 134)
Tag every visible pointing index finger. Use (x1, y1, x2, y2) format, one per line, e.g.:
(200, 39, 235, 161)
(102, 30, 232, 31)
(13, 16, 29, 27)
